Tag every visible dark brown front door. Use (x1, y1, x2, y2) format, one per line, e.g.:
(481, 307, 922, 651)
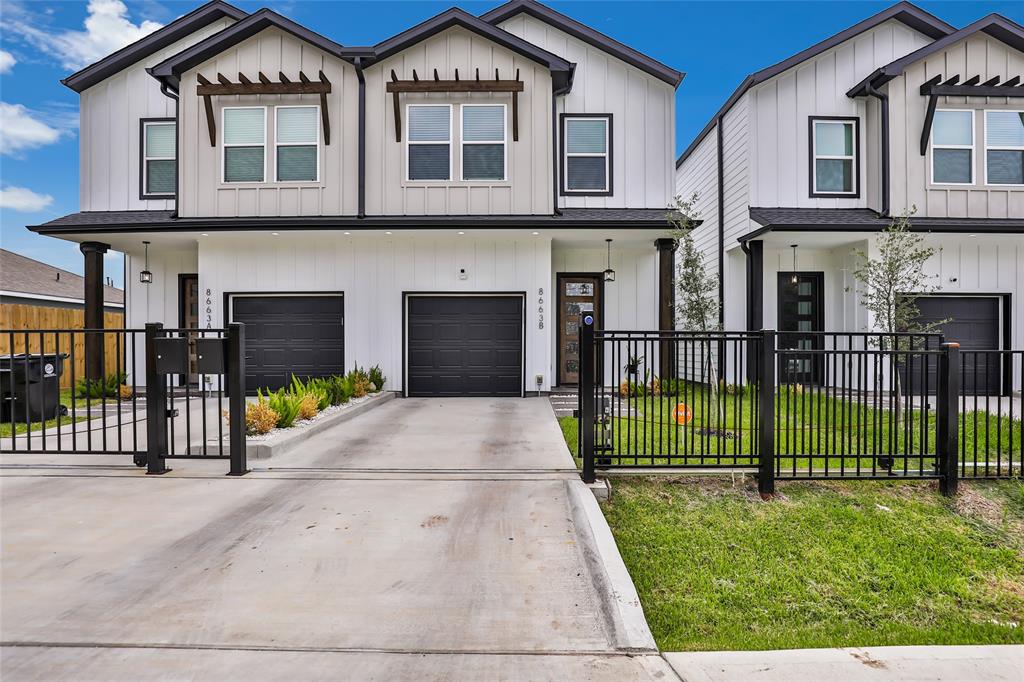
(558, 274, 602, 385)
(180, 274, 199, 383)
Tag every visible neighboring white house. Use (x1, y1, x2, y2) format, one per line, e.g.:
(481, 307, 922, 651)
(33, 0, 683, 395)
(675, 1, 1024, 394)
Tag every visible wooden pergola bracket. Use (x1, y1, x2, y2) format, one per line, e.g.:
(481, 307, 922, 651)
(386, 68, 525, 143)
(919, 73, 1024, 155)
(195, 70, 333, 146)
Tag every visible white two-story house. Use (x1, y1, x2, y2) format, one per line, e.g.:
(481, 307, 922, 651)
(33, 0, 683, 396)
(676, 1, 1024, 394)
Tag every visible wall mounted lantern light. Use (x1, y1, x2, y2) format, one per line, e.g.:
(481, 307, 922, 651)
(789, 244, 799, 284)
(603, 238, 616, 282)
(140, 241, 153, 284)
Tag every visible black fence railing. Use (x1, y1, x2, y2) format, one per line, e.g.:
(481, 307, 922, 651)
(0, 324, 247, 476)
(578, 322, 1022, 495)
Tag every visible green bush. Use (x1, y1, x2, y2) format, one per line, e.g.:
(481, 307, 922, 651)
(260, 387, 302, 428)
(74, 372, 126, 399)
(368, 365, 386, 392)
(291, 375, 329, 411)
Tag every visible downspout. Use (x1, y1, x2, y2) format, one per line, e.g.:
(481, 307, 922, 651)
(159, 82, 180, 219)
(551, 92, 562, 216)
(716, 115, 725, 328)
(354, 57, 366, 219)
(865, 82, 890, 217)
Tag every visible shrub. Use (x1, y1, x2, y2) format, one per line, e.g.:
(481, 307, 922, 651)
(368, 365, 386, 392)
(118, 384, 134, 401)
(291, 375, 329, 411)
(245, 400, 279, 435)
(660, 378, 681, 396)
(261, 387, 301, 428)
(324, 375, 354, 405)
(74, 372, 126, 399)
(352, 375, 371, 398)
(297, 394, 319, 420)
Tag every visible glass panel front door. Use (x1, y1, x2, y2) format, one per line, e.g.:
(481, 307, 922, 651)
(558, 275, 601, 385)
(777, 272, 824, 385)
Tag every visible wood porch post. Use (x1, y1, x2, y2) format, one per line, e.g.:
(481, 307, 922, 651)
(655, 237, 678, 379)
(80, 241, 110, 381)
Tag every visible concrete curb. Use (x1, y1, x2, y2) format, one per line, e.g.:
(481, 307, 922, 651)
(565, 477, 657, 653)
(248, 391, 395, 460)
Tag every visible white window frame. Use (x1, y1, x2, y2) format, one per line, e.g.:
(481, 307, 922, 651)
(221, 105, 267, 184)
(405, 103, 453, 183)
(142, 120, 176, 198)
(273, 105, 321, 183)
(563, 115, 610, 194)
(810, 118, 858, 196)
(930, 109, 975, 186)
(983, 109, 1024, 187)
(460, 103, 507, 182)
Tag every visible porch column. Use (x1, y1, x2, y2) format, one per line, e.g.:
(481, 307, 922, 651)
(80, 241, 110, 381)
(744, 240, 763, 383)
(655, 237, 678, 379)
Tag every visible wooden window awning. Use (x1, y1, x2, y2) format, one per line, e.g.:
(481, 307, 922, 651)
(196, 71, 332, 146)
(918, 73, 1023, 155)
(386, 68, 524, 142)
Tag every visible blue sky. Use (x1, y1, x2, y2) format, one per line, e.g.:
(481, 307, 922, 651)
(1, 0, 1020, 287)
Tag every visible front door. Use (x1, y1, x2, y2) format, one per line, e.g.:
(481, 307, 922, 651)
(180, 274, 199, 384)
(777, 272, 824, 385)
(558, 274, 602, 385)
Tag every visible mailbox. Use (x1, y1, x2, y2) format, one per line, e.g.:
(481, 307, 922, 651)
(195, 337, 226, 374)
(154, 337, 189, 374)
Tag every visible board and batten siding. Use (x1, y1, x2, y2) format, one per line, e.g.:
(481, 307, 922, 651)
(498, 14, 675, 210)
(889, 32, 1024, 218)
(79, 17, 236, 212)
(747, 19, 932, 212)
(674, 122, 720, 304)
(177, 27, 360, 217)
(362, 27, 552, 216)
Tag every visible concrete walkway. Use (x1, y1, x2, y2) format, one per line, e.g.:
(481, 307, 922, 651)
(1, 398, 668, 681)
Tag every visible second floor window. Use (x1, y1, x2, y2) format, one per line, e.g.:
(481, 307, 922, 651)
(563, 115, 611, 194)
(462, 104, 506, 181)
(276, 106, 319, 182)
(408, 105, 451, 181)
(985, 111, 1024, 186)
(810, 118, 857, 196)
(223, 107, 266, 183)
(932, 110, 973, 185)
(142, 120, 175, 197)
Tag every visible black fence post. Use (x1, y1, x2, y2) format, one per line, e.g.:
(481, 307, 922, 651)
(226, 322, 248, 476)
(580, 314, 596, 484)
(758, 329, 776, 497)
(144, 323, 169, 474)
(938, 342, 960, 496)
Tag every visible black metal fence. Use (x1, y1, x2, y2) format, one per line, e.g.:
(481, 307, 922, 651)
(578, 321, 1022, 495)
(0, 323, 247, 476)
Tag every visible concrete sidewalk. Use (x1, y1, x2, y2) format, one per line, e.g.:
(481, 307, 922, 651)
(1, 398, 661, 681)
(664, 645, 1024, 681)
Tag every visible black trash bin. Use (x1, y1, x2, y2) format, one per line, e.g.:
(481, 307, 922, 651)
(0, 353, 69, 423)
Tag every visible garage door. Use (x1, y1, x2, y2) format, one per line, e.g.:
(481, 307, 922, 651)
(406, 296, 523, 397)
(911, 296, 1002, 394)
(231, 295, 344, 393)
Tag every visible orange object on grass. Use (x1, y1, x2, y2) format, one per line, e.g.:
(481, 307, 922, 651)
(672, 403, 693, 425)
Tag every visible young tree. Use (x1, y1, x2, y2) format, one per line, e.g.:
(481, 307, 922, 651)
(852, 207, 943, 426)
(667, 193, 723, 423)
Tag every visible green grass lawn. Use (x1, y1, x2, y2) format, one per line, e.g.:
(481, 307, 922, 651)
(0, 389, 122, 438)
(603, 477, 1024, 651)
(0, 414, 90, 438)
(559, 383, 1021, 473)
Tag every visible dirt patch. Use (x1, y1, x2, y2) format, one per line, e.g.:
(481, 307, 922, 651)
(849, 651, 888, 670)
(954, 485, 1006, 525)
(420, 514, 449, 529)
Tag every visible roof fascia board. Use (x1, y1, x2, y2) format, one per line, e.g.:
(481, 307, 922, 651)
(480, 0, 683, 87)
(677, 2, 955, 168)
(61, 0, 247, 93)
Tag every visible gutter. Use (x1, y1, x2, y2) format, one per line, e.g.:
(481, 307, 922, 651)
(551, 69, 574, 217)
(864, 82, 890, 217)
(159, 82, 181, 220)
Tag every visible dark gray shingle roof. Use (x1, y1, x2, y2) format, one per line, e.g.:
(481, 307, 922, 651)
(0, 249, 124, 305)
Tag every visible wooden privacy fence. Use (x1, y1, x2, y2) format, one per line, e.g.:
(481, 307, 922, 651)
(0, 304, 126, 389)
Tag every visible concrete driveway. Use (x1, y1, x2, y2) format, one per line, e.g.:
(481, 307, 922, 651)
(1, 398, 667, 681)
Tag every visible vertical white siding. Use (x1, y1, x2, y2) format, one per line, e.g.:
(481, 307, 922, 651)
(79, 18, 236, 212)
(499, 14, 676, 209)
(177, 27, 360, 217)
(674, 123, 720, 326)
(125, 248, 198, 328)
(889, 33, 1024, 218)
(362, 27, 553, 216)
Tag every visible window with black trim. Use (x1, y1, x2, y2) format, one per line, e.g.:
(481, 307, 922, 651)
(141, 119, 175, 198)
(809, 117, 858, 197)
(561, 114, 611, 195)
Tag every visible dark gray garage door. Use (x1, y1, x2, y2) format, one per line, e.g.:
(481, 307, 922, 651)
(407, 296, 523, 397)
(231, 295, 344, 393)
(912, 296, 1002, 394)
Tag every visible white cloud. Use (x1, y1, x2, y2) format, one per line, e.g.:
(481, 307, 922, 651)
(6, 0, 163, 71)
(0, 186, 54, 212)
(0, 102, 65, 155)
(0, 50, 15, 74)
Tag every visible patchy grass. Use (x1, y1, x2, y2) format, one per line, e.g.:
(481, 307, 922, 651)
(0, 414, 89, 438)
(603, 477, 1024, 651)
